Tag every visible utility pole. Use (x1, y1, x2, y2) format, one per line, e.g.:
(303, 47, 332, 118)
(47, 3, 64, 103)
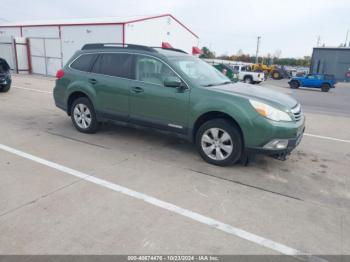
(345, 29, 349, 47)
(255, 36, 261, 64)
(316, 36, 321, 47)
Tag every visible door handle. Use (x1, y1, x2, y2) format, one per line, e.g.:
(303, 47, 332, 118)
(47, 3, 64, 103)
(89, 78, 97, 84)
(131, 86, 144, 93)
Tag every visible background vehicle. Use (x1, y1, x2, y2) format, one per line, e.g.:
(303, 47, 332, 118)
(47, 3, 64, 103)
(289, 74, 336, 92)
(251, 63, 290, 80)
(0, 58, 11, 92)
(204, 59, 264, 84)
(212, 64, 238, 82)
(230, 64, 265, 84)
(54, 43, 304, 166)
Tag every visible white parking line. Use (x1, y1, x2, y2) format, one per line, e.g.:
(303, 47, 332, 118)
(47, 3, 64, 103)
(0, 143, 326, 262)
(304, 133, 350, 144)
(13, 85, 52, 94)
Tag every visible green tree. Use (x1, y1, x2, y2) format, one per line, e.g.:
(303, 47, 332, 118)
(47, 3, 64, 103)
(199, 47, 215, 59)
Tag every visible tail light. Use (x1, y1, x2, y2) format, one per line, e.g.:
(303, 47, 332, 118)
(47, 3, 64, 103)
(56, 69, 64, 79)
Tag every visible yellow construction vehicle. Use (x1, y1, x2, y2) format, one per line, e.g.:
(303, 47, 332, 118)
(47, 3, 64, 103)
(251, 63, 289, 80)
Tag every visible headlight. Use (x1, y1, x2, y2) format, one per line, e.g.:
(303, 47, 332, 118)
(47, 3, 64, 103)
(249, 99, 292, 122)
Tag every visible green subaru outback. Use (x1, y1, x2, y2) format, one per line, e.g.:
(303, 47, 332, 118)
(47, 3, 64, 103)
(53, 43, 305, 166)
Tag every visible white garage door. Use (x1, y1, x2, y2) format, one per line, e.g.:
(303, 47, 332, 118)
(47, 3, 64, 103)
(29, 38, 62, 76)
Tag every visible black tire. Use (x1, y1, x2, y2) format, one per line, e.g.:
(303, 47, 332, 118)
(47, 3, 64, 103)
(0, 84, 11, 93)
(70, 97, 99, 133)
(195, 119, 243, 166)
(321, 83, 330, 92)
(271, 70, 281, 80)
(243, 76, 253, 84)
(289, 80, 299, 89)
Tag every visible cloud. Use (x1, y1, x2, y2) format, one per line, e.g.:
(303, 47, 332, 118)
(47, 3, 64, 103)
(1, 0, 349, 57)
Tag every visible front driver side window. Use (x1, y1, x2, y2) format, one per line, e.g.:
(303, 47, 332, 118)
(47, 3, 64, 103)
(136, 56, 176, 86)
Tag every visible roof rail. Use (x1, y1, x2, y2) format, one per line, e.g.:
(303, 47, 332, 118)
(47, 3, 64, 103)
(81, 43, 156, 52)
(151, 47, 187, 54)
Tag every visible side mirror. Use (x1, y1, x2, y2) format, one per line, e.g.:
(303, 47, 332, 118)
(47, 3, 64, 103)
(164, 76, 183, 88)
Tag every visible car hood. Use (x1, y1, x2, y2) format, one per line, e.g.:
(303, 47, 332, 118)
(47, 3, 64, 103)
(291, 77, 304, 81)
(211, 82, 298, 109)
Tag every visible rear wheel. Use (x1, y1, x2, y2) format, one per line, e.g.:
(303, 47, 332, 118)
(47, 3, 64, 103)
(289, 80, 299, 89)
(243, 76, 253, 84)
(196, 119, 242, 166)
(70, 97, 99, 133)
(271, 70, 281, 80)
(321, 83, 330, 92)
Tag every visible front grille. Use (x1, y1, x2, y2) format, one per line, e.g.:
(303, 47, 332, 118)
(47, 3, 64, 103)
(291, 103, 302, 121)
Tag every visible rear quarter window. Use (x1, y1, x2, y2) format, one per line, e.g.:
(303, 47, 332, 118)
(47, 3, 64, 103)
(70, 54, 97, 72)
(91, 53, 133, 79)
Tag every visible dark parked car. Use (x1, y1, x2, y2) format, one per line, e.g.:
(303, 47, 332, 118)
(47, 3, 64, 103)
(0, 58, 11, 92)
(288, 74, 336, 92)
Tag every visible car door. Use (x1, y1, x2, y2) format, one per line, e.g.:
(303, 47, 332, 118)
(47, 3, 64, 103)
(90, 53, 133, 120)
(128, 54, 190, 133)
(303, 75, 315, 87)
(313, 74, 323, 87)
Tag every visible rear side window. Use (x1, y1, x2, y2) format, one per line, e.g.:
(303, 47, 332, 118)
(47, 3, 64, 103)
(91, 53, 133, 79)
(70, 54, 97, 72)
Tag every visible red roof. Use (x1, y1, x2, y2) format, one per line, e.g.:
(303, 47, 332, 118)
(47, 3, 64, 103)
(0, 14, 198, 38)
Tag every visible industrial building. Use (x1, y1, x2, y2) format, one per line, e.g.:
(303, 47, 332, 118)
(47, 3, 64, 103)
(311, 47, 350, 81)
(0, 14, 200, 76)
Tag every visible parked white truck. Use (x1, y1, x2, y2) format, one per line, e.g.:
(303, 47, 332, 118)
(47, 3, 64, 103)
(230, 64, 265, 84)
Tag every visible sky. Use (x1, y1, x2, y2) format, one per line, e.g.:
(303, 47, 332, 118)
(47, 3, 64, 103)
(1, 0, 349, 58)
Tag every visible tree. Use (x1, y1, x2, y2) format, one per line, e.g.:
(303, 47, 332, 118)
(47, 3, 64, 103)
(199, 47, 215, 59)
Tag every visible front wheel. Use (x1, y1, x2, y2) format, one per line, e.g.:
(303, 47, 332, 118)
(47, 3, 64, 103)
(71, 97, 99, 133)
(243, 76, 253, 84)
(0, 84, 11, 93)
(289, 80, 299, 89)
(196, 119, 242, 166)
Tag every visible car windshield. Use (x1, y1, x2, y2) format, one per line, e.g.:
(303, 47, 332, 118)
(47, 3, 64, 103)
(168, 56, 231, 87)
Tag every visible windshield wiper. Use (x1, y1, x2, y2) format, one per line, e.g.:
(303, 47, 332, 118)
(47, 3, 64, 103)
(201, 81, 232, 87)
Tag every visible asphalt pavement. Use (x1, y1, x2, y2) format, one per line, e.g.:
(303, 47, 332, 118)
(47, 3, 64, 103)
(0, 75, 349, 258)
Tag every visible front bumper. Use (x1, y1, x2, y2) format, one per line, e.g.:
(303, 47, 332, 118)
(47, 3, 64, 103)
(0, 78, 11, 87)
(246, 126, 305, 160)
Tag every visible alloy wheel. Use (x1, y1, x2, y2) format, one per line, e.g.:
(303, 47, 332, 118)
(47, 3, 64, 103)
(73, 103, 92, 129)
(201, 128, 233, 160)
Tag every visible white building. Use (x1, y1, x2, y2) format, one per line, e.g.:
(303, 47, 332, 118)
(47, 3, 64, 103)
(0, 14, 200, 76)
